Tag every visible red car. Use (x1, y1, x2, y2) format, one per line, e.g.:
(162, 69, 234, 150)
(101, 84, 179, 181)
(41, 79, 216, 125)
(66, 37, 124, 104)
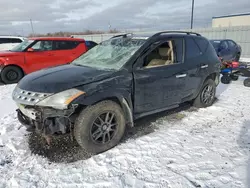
(0, 37, 89, 84)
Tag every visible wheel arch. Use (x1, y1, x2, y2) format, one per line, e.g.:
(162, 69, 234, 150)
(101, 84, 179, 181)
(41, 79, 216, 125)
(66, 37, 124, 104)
(73, 91, 134, 127)
(193, 72, 219, 100)
(1, 64, 26, 75)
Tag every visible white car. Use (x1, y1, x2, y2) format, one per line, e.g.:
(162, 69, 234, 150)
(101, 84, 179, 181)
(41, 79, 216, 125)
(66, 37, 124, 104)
(0, 36, 26, 51)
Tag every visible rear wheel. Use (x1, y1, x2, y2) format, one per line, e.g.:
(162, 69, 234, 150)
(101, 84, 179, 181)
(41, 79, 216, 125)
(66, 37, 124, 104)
(74, 100, 126, 154)
(1, 66, 24, 84)
(243, 78, 250, 87)
(193, 79, 216, 108)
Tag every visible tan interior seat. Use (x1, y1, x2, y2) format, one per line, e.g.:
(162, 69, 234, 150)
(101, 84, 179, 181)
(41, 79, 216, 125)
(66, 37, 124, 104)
(146, 41, 174, 68)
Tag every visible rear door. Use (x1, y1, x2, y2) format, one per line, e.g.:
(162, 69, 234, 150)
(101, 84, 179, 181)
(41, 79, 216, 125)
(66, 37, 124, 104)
(227, 40, 238, 59)
(24, 40, 56, 72)
(184, 36, 209, 100)
(52, 40, 83, 65)
(218, 40, 232, 61)
(133, 37, 186, 114)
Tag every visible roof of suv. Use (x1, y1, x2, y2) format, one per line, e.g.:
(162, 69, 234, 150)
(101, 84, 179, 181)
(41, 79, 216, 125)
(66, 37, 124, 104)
(0, 36, 25, 40)
(28, 37, 85, 41)
(113, 31, 203, 41)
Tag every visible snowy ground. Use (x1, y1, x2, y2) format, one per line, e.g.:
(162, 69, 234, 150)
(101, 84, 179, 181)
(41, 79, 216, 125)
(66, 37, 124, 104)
(0, 79, 249, 188)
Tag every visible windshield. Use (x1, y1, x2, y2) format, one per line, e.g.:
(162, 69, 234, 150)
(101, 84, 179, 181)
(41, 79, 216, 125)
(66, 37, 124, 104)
(210, 40, 221, 49)
(72, 37, 146, 70)
(10, 39, 34, 52)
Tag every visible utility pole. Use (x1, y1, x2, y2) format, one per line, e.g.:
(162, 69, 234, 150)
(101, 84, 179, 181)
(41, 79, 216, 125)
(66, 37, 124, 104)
(30, 18, 34, 34)
(191, 0, 194, 29)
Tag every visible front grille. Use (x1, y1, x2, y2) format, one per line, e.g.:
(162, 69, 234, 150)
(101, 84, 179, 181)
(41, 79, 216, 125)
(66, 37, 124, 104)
(12, 87, 52, 106)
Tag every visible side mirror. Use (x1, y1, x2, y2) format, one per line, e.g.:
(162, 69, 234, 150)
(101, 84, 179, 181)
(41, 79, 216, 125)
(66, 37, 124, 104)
(27, 48, 34, 52)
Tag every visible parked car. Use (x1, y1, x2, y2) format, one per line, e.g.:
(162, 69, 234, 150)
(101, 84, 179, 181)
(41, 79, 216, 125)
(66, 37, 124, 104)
(12, 31, 221, 154)
(0, 37, 88, 84)
(210, 39, 242, 61)
(0, 36, 26, 51)
(85, 40, 98, 50)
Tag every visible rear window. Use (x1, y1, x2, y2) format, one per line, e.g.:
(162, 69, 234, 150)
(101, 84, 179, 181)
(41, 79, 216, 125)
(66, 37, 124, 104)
(185, 38, 202, 59)
(53, 41, 80, 50)
(85, 41, 98, 50)
(194, 38, 208, 53)
(210, 40, 221, 49)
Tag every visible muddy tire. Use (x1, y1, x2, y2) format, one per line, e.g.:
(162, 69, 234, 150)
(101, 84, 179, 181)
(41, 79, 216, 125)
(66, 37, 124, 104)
(221, 75, 231, 84)
(193, 79, 216, 108)
(74, 100, 126, 154)
(243, 78, 250, 87)
(1, 66, 24, 84)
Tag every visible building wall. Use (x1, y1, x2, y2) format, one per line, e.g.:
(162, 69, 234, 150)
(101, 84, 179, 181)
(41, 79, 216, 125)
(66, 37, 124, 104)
(212, 15, 250, 27)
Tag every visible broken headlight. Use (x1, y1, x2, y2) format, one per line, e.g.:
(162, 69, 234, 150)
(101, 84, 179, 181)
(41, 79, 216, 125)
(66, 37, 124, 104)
(36, 88, 85, 110)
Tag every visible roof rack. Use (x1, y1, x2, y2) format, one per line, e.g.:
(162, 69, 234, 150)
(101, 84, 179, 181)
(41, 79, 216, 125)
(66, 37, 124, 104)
(151, 31, 201, 37)
(111, 33, 133, 39)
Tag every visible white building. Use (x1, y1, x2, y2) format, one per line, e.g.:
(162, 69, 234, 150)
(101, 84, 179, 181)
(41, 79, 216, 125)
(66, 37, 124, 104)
(212, 13, 250, 28)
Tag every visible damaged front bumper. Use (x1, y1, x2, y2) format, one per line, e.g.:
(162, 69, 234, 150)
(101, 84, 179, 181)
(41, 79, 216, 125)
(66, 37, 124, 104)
(16, 104, 78, 136)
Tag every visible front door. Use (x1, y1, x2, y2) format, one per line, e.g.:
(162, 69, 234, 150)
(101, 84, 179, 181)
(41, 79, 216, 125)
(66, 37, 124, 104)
(24, 40, 56, 72)
(133, 37, 186, 114)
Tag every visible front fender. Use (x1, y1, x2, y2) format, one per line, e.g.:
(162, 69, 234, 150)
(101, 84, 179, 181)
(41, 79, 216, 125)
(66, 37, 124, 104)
(72, 88, 134, 127)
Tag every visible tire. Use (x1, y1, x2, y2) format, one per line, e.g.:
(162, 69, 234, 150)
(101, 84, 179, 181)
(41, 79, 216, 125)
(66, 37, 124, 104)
(74, 100, 126, 154)
(221, 75, 231, 84)
(1, 66, 24, 84)
(193, 79, 216, 108)
(235, 53, 240, 62)
(230, 74, 239, 81)
(243, 78, 250, 87)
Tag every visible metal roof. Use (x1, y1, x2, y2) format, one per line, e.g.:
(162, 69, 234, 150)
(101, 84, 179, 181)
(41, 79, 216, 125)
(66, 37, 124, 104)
(212, 13, 250, 19)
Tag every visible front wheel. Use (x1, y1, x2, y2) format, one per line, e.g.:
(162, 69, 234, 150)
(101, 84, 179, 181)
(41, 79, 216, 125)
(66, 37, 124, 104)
(74, 100, 126, 154)
(1, 66, 24, 84)
(193, 79, 216, 108)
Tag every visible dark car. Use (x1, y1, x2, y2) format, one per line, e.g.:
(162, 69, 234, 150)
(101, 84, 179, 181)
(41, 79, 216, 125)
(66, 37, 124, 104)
(12, 31, 221, 154)
(210, 39, 242, 61)
(85, 40, 98, 50)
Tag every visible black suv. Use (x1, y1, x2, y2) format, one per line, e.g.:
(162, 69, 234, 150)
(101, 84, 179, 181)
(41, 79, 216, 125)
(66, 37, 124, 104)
(12, 31, 221, 154)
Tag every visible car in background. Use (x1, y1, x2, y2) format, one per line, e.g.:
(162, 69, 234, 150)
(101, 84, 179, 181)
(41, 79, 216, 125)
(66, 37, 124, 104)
(85, 40, 98, 50)
(0, 37, 89, 84)
(0, 36, 26, 51)
(210, 39, 242, 61)
(12, 31, 221, 154)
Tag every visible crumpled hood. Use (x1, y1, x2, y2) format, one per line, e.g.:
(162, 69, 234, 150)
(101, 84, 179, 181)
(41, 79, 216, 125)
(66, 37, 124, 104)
(18, 64, 115, 93)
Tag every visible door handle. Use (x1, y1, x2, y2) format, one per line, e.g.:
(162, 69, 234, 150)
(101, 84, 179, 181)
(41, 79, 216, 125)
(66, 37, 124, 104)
(201, 64, 208, 69)
(176, 74, 187, 78)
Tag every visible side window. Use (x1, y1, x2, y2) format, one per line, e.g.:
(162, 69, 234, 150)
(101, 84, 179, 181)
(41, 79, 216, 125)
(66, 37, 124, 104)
(30, 40, 53, 51)
(0, 38, 10, 44)
(228, 40, 236, 48)
(53, 41, 80, 50)
(185, 37, 201, 59)
(9, 38, 22, 43)
(143, 39, 184, 68)
(194, 38, 209, 53)
(220, 41, 229, 50)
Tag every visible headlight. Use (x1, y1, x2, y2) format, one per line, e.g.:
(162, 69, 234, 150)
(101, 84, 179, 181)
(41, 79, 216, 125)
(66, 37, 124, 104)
(36, 88, 85, 110)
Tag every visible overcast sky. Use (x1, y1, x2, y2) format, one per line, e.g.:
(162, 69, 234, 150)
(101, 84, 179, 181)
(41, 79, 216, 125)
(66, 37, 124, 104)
(0, 0, 249, 36)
